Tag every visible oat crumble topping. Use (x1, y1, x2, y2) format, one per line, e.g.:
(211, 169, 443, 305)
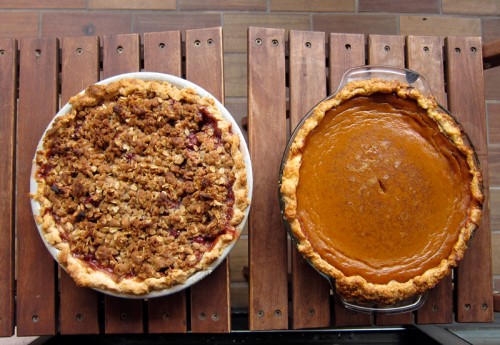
(32, 78, 248, 293)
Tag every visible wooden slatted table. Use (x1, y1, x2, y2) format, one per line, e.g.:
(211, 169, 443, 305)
(0, 27, 494, 339)
(247, 27, 493, 330)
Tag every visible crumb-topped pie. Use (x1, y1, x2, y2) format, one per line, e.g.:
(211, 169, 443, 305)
(31, 74, 250, 296)
(280, 72, 483, 305)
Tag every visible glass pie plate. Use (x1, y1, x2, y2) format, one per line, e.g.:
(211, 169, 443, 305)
(30, 72, 253, 299)
(278, 65, 480, 314)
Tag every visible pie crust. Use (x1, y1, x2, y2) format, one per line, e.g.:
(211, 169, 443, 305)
(31, 77, 249, 296)
(280, 78, 483, 305)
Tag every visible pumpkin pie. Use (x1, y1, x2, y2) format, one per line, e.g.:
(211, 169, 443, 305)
(280, 78, 483, 305)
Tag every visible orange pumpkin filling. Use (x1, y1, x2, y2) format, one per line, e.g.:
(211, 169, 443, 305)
(296, 93, 473, 284)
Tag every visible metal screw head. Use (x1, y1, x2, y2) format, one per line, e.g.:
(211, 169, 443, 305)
(384, 45, 391, 52)
(274, 309, 282, 317)
(470, 46, 477, 53)
(76, 48, 83, 55)
(76, 313, 84, 322)
(120, 312, 127, 320)
(257, 310, 264, 318)
(255, 38, 262, 45)
(199, 312, 206, 320)
(455, 47, 461, 54)
(211, 313, 220, 321)
(116, 46, 124, 54)
(35, 49, 42, 57)
(207, 38, 214, 46)
(305, 42, 312, 48)
(272, 39, 279, 46)
(32, 315, 39, 323)
(0, 50, 5, 56)
(194, 40, 201, 47)
(423, 46, 429, 52)
(345, 44, 351, 51)
(159, 43, 166, 49)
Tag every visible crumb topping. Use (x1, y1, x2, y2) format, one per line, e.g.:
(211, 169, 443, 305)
(33, 78, 247, 286)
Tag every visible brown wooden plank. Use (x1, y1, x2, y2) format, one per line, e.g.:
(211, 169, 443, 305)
(102, 33, 144, 334)
(248, 27, 288, 330)
(102, 33, 140, 79)
(143, 31, 182, 76)
(185, 27, 231, 333)
(446, 36, 493, 323)
(288, 30, 330, 330)
(143, 30, 187, 334)
(406, 36, 454, 325)
(104, 298, 144, 334)
(0, 38, 16, 337)
(329, 33, 366, 92)
(368, 34, 413, 326)
(368, 34, 405, 67)
(59, 35, 101, 335)
(328, 33, 372, 328)
(16, 37, 59, 336)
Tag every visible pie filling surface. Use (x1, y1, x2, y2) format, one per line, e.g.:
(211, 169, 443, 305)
(31, 78, 249, 295)
(281, 78, 483, 304)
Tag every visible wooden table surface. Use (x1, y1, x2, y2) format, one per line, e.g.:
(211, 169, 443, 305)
(0, 27, 493, 337)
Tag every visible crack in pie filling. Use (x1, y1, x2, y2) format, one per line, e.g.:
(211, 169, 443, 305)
(280, 78, 483, 305)
(31, 78, 249, 296)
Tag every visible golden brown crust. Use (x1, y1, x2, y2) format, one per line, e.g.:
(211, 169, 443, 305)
(31, 78, 249, 296)
(280, 78, 483, 305)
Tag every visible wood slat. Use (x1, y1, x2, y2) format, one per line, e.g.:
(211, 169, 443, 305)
(101, 33, 144, 334)
(185, 27, 231, 333)
(368, 35, 405, 67)
(329, 33, 366, 92)
(16, 37, 59, 336)
(328, 33, 372, 327)
(143, 30, 188, 334)
(406, 36, 453, 325)
(143, 31, 182, 76)
(59, 36, 101, 335)
(248, 27, 288, 330)
(0, 38, 16, 337)
(102, 33, 141, 79)
(288, 30, 330, 330)
(368, 34, 414, 326)
(446, 36, 493, 323)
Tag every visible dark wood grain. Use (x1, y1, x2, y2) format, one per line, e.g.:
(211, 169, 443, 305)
(185, 27, 231, 333)
(329, 33, 366, 92)
(328, 33, 372, 327)
(102, 33, 144, 334)
(248, 27, 288, 330)
(0, 38, 16, 337)
(102, 33, 140, 79)
(368, 35, 405, 67)
(406, 35, 453, 325)
(446, 36, 493, 323)
(16, 37, 59, 336)
(59, 36, 101, 335)
(143, 30, 188, 334)
(143, 31, 182, 76)
(289, 30, 330, 330)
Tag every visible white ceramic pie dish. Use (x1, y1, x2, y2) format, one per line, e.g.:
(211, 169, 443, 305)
(30, 72, 253, 299)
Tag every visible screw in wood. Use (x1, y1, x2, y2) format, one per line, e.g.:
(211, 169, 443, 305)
(470, 46, 477, 53)
(308, 308, 316, 317)
(159, 43, 166, 49)
(0, 50, 5, 56)
(207, 38, 214, 46)
(345, 44, 351, 51)
(116, 46, 124, 54)
(162, 313, 169, 320)
(120, 312, 128, 320)
(257, 310, 264, 318)
(212, 313, 220, 321)
(432, 305, 439, 312)
(272, 39, 279, 46)
(199, 312, 206, 320)
(32, 315, 39, 323)
(255, 38, 262, 45)
(274, 309, 282, 317)
(194, 40, 201, 47)
(454, 47, 461, 54)
(305, 42, 312, 48)
(76, 48, 83, 55)
(464, 303, 471, 311)
(35, 49, 42, 57)
(481, 303, 488, 310)
(423, 46, 429, 52)
(384, 45, 391, 52)
(75, 313, 84, 322)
